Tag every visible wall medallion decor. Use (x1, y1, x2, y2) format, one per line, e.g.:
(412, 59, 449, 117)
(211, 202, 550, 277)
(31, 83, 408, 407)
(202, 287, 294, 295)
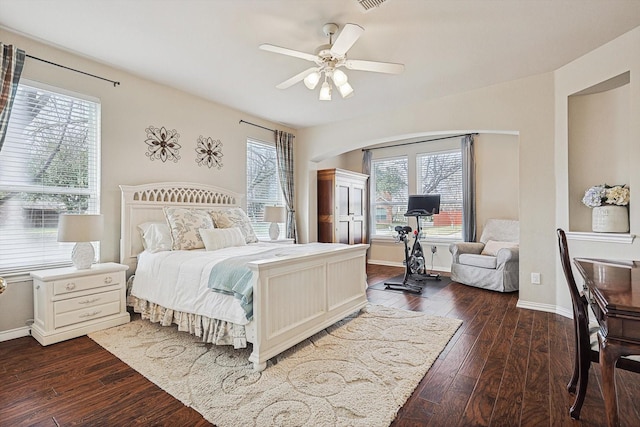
(144, 126, 181, 163)
(195, 136, 224, 169)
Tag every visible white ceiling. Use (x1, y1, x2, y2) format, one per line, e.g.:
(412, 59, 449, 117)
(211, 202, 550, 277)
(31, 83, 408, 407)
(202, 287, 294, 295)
(1, 0, 640, 129)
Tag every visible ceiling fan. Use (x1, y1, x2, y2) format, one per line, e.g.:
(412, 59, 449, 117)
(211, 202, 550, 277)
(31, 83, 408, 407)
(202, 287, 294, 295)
(259, 23, 404, 101)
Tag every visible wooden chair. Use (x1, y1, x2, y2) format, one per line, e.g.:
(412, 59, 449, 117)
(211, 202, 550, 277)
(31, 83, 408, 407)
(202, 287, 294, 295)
(556, 228, 640, 419)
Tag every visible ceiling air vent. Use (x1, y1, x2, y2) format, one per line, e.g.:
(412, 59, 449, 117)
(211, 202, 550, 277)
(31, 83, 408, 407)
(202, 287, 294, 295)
(356, 0, 389, 12)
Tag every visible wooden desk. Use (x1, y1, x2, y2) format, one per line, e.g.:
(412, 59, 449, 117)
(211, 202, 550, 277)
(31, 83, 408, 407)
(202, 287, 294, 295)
(573, 258, 640, 427)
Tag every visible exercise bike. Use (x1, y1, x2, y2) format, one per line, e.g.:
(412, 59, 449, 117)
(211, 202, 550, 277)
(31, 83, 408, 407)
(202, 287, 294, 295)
(384, 211, 441, 294)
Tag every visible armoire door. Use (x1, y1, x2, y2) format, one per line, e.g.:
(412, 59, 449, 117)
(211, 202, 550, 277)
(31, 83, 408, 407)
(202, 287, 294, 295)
(317, 168, 368, 244)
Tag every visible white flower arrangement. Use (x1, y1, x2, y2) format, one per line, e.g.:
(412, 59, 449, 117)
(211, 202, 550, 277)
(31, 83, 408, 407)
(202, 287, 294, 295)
(582, 184, 630, 208)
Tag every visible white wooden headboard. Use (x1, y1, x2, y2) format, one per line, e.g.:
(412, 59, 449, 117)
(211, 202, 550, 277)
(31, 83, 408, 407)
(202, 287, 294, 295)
(119, 182, 243, 272)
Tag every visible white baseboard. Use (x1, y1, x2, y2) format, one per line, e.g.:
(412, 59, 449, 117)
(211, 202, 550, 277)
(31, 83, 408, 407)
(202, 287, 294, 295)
(367, 259, 451, 273)
(367, 259, 404, 268)
(516, 299, 572, 319)
(0, 326, 31, 342)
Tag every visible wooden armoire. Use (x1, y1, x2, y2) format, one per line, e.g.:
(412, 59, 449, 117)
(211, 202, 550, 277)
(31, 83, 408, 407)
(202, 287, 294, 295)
(317, 168, 368, 244)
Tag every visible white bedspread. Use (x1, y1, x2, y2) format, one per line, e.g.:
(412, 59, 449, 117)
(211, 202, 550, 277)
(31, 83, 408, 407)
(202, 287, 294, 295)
(131, 242, 345, 325)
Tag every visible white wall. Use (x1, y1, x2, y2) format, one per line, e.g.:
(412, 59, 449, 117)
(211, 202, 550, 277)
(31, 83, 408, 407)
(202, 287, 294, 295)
(0, 28, 295, 336)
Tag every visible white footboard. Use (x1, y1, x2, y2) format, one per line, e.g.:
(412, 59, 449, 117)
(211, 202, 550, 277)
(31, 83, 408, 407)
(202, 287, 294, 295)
(247, 243, 369, 371)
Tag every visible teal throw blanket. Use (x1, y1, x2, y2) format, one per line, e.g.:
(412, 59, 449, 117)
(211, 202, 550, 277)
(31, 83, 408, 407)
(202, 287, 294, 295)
(207, 248, 283, 321)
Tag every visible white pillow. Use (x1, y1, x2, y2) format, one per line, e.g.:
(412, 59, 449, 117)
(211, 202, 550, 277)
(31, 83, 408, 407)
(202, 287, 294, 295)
(137, 222, 172, 253)
(163, 207, 215, 250)
(210, 208, 259, 244)
(481, 240, 519, 256)
(200, 227, 246, 251)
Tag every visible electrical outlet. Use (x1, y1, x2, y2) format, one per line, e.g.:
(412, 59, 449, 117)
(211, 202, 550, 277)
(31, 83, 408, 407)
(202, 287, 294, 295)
(531, 272, 541, 284)
(431, 245, 437, 254)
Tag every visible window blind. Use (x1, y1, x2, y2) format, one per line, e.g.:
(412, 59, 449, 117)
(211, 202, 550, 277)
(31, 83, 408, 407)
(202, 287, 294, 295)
(416, 149, 462, 238)
(246, 138, 283, 239)
(0, 81, 100, 275)
(372, 156, 408, 236)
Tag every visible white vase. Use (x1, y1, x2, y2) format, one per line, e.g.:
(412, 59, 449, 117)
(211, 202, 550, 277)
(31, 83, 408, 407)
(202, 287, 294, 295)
(592, 205, 629, 233)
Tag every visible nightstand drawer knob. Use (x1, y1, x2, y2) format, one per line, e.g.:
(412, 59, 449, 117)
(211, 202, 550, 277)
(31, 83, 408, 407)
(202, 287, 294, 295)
(65, 282, 76, 291)
(79, 297, 100, 305)
(104, 276, 113, 284)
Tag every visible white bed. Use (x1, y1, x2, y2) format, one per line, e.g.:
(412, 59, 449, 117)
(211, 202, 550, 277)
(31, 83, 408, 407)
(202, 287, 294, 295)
(120, 182, 369, 371)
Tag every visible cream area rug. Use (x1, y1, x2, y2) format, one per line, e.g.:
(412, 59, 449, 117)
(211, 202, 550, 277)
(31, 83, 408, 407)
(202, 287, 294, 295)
(89, 304, 462, 427)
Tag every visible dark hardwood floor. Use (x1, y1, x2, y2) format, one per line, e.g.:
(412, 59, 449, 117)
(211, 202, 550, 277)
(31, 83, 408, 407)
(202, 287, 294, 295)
(1, 265, 639, 426)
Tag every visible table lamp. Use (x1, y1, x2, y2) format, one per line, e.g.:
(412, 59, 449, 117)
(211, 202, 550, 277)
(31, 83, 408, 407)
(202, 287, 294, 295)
(263, 206, 286, 240)
(57, 214, 104, 269)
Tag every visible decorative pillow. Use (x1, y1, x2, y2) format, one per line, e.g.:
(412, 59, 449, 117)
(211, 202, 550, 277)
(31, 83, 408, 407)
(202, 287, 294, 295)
(163, 207, 215, 250)
(210, 208, 259, 243)
(481, 240, 519, 256)
(137, 221, 172, 253)
(200, 227, 246, 251)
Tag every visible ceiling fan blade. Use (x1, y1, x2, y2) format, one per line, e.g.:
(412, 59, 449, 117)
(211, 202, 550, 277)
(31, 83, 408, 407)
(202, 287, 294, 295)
(275, 67, 319, 89)
(259, 44, 318, 62)
(330, 23, 364, 57)
(344, 59, 405, 74)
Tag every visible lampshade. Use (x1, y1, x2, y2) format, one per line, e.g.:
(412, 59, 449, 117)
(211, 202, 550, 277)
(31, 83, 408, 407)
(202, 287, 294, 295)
(58, 214, 104, 269)
(58, 214, 104, 242)
(331, 69, 348, 86)
(337, 81, 354, 98)
(319, 81, 332, 101)
(304, 71, 321, 90)
(264, 206, 286, 223)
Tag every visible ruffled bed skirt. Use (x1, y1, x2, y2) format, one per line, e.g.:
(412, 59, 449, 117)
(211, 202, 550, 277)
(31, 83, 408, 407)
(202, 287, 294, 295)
(128, 295, 248, 349)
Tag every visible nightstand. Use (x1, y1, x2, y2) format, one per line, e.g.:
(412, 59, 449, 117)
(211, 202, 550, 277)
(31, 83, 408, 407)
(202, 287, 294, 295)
(30, 262, 130, 345)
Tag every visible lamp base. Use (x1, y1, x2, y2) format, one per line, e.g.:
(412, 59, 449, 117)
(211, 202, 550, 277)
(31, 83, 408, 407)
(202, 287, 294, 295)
(71, 242, 96, 269)
(269, 222, 280, 241)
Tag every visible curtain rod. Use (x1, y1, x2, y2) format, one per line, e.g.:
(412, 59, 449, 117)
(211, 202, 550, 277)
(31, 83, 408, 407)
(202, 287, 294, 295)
(362, 133, 475, 151)
(239, 119, 295, 138)
(239, 119, 274, 133)
(26, 54, 121, 87)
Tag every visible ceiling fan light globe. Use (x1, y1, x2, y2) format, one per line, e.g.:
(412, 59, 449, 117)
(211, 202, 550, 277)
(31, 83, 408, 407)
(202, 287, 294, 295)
(319, 81, 332, 101)
(332, 69, 348, 86)
(338, 82, 354, 98)
(303, 71, 321, 90)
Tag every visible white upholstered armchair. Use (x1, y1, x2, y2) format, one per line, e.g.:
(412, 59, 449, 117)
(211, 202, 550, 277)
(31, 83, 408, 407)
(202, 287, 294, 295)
(449, 219, 519, 292)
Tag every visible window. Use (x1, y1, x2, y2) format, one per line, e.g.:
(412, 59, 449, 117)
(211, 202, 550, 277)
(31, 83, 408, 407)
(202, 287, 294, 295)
(246, 138, 283, 239)
(0, 81, 100, 275)
(371, 156, 408, 236)
(416, 149, 462, 239)
(371, 143, 464, 241)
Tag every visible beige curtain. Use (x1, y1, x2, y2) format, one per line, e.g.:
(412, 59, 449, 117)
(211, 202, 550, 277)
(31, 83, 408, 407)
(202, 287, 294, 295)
(275, 130, 297, 242)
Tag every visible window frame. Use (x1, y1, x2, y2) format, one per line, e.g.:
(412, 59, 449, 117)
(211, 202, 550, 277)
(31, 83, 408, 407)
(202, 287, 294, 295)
(369, 140, 464, 243)
(370, 155, 409, 238)
(415, 148, 463, 241)
(246, 138, 284, 240)
(0, 79, 101, 277)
